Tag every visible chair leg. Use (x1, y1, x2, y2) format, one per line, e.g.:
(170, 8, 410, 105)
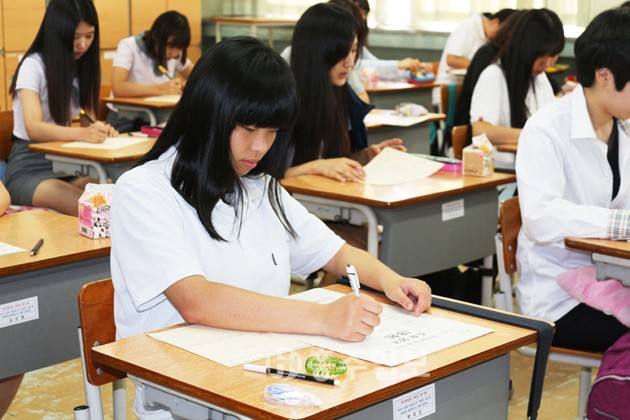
(112, 379, 127, 420)
(577, 366, 592, 419)
(78, 327, 104, 420)
(481, 255, 494, 307)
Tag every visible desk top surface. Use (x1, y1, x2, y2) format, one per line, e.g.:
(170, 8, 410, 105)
(565, 237, 630, 259)
(28, 137, 156, 163)
(367, 81, 435, 93)
(0, 210, 110, 277)
(102, 97, 178, 108)
(281, 171, 515, 208)
(92, 284, 537, 420)
(497, 144, 518, 154)
(208, 16, 298, 24)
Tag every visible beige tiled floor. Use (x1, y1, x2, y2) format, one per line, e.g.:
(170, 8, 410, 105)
(4, 281, 593, 419)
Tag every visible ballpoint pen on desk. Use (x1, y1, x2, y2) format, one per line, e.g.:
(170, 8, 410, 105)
(29, 238, 44, 256)
(346, 264, 361, 296)
(158, 65, 173, 80)
(79, 109, 96, 124)
(243, 364, 341, 386)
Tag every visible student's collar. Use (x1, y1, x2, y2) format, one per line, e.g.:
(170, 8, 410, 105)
(134, 32, 165, 77)
(570, 84, 598, 141)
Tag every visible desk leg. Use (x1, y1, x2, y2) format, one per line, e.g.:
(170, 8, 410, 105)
(481, 255, 493, 307)
(267, 28, 274, 47)
(293, 194, 379, 257)
(49, 154, 109, 184)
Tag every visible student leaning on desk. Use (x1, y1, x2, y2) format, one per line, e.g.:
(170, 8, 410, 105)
(107, 11, 194, 132)
(285, 2, 405, 183)
(4, 0, 118, 216)
(110, 37, 431, 419)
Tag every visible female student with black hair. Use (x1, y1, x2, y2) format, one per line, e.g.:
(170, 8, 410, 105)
(111, 36, 431, 418)
(5, 0, 117, 216)
(108, 10, 194, 131)
(285, 2, 405, 182)
(516, 7, 630, 352)
(470, 8, 564, 168)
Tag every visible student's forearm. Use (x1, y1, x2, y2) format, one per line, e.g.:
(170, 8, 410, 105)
(472, 121, 521, 144)
(25, 121, 90, 142)
(111, 81, 166, 97)
(324, 244, 397, 292)
(165, 276, 328, 335)
(446, 54, 471, 69)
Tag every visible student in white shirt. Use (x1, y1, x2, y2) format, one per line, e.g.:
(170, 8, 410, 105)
(111, 37, 431, 419)
(516, 7, 630, 353)
(108, 11, 194, 132)
(470, 8, 564, 168)
(433, 9, 515, 106)
(5, 0, 116, 216)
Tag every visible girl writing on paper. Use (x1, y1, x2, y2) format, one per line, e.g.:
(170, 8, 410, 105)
(469, 8, 564, 168)
(107, 11, 194, 132)
(5, 0, 117, 216)
(111, 36, 431, 419)
(285, 3, 406, 183)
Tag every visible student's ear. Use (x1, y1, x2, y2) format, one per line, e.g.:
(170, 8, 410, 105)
(595, 68, 612, 86)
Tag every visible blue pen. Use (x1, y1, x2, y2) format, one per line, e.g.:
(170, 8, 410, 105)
(346, 264, 361, 296)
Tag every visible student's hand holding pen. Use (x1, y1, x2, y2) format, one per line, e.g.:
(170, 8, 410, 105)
(160, 78, 183, 94)
(322, 293, 383, 342)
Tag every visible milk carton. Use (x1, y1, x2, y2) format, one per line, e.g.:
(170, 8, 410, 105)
(78, 183, 113, 239)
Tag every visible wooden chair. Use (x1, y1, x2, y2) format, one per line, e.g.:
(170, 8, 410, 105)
(98, 85, 111, 121)
(77, 278, 127, 420)
(450, 124, 468, 160)
(437, 83, 462, 157)
(0, 111, 14, 162)
(495, 196, 602, 419)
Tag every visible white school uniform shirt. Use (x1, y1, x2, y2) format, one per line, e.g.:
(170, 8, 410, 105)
(470, 63, 555, 167)
(12, 53, 80, 140)
(433, 13, 487, 104)
(515, 84, 630, 322)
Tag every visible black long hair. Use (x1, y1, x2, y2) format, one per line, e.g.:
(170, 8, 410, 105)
(10, 0, 100, 124)
(143, 10, 191, 68)
(496, 8, 564, 128)
(138, 37, 298, 241)
(289, 3, 357, 165)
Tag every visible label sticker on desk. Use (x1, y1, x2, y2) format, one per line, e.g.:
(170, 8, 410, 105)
(442, 199, 465, 221)
(392, 383, 436, 419)
(0, 296, 39, 329)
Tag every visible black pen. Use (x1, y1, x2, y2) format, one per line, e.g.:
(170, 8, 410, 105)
(79, 109, 96, 124)
(244, 364, 341, 386)
(29, 239, 44, 256)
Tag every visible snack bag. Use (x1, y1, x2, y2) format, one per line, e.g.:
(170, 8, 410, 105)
(78, 183, 113, 239)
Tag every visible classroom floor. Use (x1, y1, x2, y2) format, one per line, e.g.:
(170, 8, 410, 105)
(4, 281, 594, 420)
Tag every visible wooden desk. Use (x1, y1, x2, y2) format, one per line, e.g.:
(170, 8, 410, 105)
(565, 237, 630, 286)
(29, 137, 156, 183)
(208, 16, 297, 47)
(282, 172, 515, 306)
(0, 211, 110, 379)
(92, 284, 538, 419)
(366, 111, 445, 155)
(103, 96, 178, 126)
(497, 143, 518, 154)
(367, 81, 435, 111)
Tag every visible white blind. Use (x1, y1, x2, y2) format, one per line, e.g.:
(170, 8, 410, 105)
(251, 0, 624, 30)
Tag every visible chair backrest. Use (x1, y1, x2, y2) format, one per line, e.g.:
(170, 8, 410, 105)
(451, 124, 468, 160)
(499, 196, 521, 275)
(440, 83, 462, 117)
(0, 111, 14, 161)
(98, 85, 111, 121)
(78, 278, 125, 386)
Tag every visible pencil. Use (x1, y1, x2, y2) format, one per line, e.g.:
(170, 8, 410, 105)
(79, 109, 96, 124)
(158, 65, 173, 80)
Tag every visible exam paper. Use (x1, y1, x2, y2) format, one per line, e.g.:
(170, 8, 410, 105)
(364, 109, 434, 127)
(0, 242, 26, 256)
(364, 147, 443, 185)
(62, 137, 148, 150)
(148, 324, 311, 367)
(284, 288, 493, 367)
(144, 94, 181, 103)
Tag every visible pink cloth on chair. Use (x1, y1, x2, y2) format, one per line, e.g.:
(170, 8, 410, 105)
(557, 265, 630, 328)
